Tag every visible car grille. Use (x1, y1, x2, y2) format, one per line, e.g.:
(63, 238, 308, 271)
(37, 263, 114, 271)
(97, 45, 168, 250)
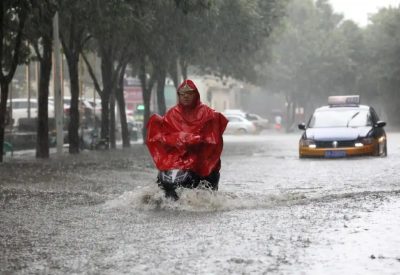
(315, 140, 356, 148)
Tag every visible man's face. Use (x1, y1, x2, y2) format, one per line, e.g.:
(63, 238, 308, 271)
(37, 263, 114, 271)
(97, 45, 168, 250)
(178, 90, 196, 107)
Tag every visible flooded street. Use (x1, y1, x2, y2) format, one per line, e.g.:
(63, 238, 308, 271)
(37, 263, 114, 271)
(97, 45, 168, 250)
(1, 132, 400, 274)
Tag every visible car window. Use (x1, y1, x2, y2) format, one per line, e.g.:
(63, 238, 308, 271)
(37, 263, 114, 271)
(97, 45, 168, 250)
(308, 109, 373, 128)
(11, 102, 19, 109)
(12, 101, 29, 109)
(246, 114, 258, 121)
(30, 102, 38, 108)
(227, 116, 242, 122)
(87, 101, 97, 107)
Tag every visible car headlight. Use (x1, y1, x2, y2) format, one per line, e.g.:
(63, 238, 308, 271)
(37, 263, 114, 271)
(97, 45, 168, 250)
(300, 139, 316, 148)
(359, 137, 373, 145)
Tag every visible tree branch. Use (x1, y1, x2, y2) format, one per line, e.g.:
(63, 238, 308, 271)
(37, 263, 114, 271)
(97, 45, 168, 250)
(59, 31, 71, 61)
(68, 19, 75, 53)
(32, 41, 43, 62)
(112, 58, 125, 87)
(5, 12, 27, 83)
(79, 34, 92, 49)
(148, 73, 156, 92)
(81, 51, 102, 94)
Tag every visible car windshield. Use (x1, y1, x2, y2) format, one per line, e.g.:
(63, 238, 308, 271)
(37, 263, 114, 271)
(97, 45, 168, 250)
(308, 109, 373, 128)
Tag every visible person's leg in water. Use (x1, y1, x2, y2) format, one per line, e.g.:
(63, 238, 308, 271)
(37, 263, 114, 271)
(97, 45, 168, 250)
(202, 170, 220, 190)
(201, 159, 221, 191)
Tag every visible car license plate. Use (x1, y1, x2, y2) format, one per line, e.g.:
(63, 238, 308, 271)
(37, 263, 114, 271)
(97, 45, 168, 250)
(325, 150, 346, 158)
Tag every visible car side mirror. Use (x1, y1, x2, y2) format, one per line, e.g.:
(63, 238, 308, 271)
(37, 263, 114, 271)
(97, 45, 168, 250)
(298, 123, 306, 130)
(375, 121, 386, 128)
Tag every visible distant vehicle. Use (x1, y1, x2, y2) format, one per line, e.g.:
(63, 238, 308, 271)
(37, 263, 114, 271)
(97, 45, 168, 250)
(50, 97, 95, 126)
(7, 98, 55, 126)
(85, 98, 102, 120)
(223, 110, 269, 131)
(298, 95, 387, 158)
(224, 114, 257, 134)
(4, 105, 12, 126)
(223, 109, 247, 117)
(245, 113, 269, 131)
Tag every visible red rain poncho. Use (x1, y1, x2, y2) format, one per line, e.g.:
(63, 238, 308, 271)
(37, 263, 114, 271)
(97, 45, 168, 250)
(146, 79, 228, 177)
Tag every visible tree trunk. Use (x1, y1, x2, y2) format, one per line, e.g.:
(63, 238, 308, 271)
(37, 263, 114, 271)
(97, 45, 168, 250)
(180, 59, 188, 80)
(36, 35, 52, 159)
(109, 88, 116, 149)
(156, 67, 167, 116)
(142, 89, 151, 145)
(100, 54, 113, 142)
(116, 66, 130, 148)
(168, 59, 179, 90)
(100, 93, 110, 142)
(0, 82, 9, 163)
(66, 54, 80, 153)
(139, 59, 155, 145)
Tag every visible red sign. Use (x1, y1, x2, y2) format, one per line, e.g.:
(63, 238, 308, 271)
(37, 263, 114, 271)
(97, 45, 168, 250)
(124, 87, 143, 103)
(124, 86, 155, 111)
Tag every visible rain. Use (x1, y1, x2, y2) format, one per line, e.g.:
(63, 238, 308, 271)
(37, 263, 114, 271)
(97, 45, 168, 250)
(1, 0, 400, 274)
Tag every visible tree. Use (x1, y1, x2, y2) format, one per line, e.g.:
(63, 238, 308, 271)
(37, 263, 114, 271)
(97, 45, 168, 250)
(58, 0, 91, 154)
(115, 59, 130, 148)
(257, 0, 351, 130)
(189, 0, 288, 84)
(81, 0, 136, 148)
(0, 0, 29, 162)
(362, 7, 400, 126)
(26, 0, 57, 158)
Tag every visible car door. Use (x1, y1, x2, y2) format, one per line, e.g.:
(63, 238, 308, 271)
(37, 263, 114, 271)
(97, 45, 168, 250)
(13, 101, 29, 123)
(29, 100, 38, 118)
(225, 116, 242, 134)
(246, 114, 261, 130)
(370, 107, 385, 138)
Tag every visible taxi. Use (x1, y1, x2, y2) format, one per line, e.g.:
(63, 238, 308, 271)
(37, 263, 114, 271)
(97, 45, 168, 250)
(298, 95, 387, 158)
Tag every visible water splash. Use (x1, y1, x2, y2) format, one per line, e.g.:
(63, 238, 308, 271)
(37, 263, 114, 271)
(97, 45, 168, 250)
(104, 183, 307, 212)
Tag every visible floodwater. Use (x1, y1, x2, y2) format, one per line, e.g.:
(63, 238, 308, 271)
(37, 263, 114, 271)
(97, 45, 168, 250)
(1, 132, 400, 274)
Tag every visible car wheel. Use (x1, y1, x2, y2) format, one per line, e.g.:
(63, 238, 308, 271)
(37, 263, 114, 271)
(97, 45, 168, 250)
(384, 141, 388, 156)
(238, 128, 247, 134)
(373, 143, 379, 157)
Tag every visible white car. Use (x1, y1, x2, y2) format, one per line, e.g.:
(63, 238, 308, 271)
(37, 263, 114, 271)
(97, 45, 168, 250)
(7, 98, 55, 125)
(223, 109, 247, 117)
(223, 110, 269, 131)
(223, 114, 257, 134)
(86, 98, 132, 124)
(85, 98, 102, 121)
(245, 113, 269, 130)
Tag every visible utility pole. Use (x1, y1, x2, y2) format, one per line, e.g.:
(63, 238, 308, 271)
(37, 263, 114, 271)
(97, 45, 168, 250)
(35, 61, 39, 100)
(79, 54, 83, 133)
(26, 63, 31, 118)
(60, 55, 64, 99)
(53, 12, 64, 156)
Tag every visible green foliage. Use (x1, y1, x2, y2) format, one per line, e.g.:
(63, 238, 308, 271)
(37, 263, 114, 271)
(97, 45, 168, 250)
(258, 0, 351, 108)
(362, 7, 400, 125)
(189, 0, 288, 82)
(1, 0, 31, 74)
(258, 0, 400, 127)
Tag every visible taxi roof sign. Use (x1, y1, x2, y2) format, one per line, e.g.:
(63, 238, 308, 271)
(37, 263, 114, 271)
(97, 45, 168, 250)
(328, 95, 360, 106)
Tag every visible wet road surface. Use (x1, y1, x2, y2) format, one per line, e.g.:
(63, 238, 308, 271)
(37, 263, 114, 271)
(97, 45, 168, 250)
(1, 132, 400, 274)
